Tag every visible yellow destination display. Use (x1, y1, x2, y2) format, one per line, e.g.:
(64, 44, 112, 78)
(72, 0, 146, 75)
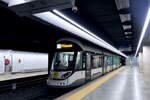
(57, 44, 73, 49)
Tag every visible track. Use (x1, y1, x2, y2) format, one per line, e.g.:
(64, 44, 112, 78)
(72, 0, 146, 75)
(0, 74, 48, 92)
(0, 79, 76, 100)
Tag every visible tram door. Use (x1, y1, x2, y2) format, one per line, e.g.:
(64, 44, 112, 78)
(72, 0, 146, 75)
(121, 57, 125, 66)
(104, 56, 108, 73)
(85, 53, 91, 81)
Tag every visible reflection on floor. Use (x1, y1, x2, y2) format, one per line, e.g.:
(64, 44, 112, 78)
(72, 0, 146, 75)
(82, 66, 150, 100)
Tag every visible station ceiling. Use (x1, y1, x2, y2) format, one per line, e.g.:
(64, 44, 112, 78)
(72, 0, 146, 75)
(0, 0, 149, 55)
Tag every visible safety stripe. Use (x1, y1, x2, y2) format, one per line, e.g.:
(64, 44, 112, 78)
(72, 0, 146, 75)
(64, 67, 124, 100)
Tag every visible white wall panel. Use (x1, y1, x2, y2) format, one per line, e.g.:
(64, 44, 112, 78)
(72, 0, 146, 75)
(0, 53, 5, 74)
(12, 51, 48, 73)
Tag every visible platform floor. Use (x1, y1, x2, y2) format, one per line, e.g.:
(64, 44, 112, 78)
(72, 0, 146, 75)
(57, 67, 150, 100)
(82, 67, 146, 100)
(0, 71, 48, 81)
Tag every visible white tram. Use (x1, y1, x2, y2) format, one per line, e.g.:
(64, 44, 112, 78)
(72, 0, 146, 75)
(47, 38, 123, 88)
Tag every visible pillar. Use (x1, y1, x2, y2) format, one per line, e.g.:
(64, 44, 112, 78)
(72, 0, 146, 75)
(138, 52, 143, 72)
(143, 46, 150, 82)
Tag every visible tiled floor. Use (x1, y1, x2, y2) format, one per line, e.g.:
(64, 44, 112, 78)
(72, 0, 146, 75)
(82, 67, 150, 100)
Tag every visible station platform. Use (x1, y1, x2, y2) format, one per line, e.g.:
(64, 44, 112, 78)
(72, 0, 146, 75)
(56, 66, 150, 100)
(0, 71, 48, 81)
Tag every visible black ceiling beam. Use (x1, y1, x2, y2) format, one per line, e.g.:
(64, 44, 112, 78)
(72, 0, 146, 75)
(122, 21, 131, 25)
(124, 28, 132, 32)
(9, 0, 72, 16)
(96, 15, 118, 22)
(0, 1, 7, 8)
(118, 8, 130, 14)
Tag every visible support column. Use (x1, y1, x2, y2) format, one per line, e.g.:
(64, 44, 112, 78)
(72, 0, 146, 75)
(143, 46, 150, 82)
(138, 52, 143, 72)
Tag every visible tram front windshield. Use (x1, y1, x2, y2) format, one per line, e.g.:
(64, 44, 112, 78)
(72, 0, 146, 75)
(53, 52, 75, 71)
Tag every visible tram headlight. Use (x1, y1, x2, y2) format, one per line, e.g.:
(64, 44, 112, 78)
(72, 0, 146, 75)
(61, 72, 72, 79)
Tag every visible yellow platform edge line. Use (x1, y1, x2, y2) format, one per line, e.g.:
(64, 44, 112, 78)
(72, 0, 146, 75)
(64, 67, 124, 100)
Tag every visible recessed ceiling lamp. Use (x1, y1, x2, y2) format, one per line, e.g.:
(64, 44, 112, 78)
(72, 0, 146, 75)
(119, 14, 131, 22)
(123, 25, 131, 30)
(53, 9, 127, 57)
(125, 36, 132, 38)
(125, 32, 132, 35)
(1, 0, 127, 57)
(33, 10, 127, 57)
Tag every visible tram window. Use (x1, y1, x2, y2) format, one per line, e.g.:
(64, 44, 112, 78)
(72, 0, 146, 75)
(53, 52, 75, 71)
(113, 56, 120, 65)
(91, 55, 100, 68)
(107, 56, 113, 66)
(99, 56, 103, 67)
(75, 52, 82, 70)
(104, 56, 108, 66)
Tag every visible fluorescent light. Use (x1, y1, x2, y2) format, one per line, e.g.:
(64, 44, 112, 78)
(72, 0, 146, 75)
(8, 0, 29, 6)
(53, 9, 116, 51)
(123, 25, 131, 30)
(125, 32, 132, 35)
(1, 0, 10, 3)
(2, 0, 127, 57)
(135, 7, 150, 57)
(1, 0, 27, 6)
(33, 12, 107, 50)
(119, 14, 131, 22)
(53, 10, 126, 56)
(115, 0, 130, 10)
(34, 11, 127, 57)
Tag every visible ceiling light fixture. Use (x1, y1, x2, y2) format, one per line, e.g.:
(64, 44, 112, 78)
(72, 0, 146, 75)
(34, 11, 127, 57)
(1, 0, 127, 57)
(135, 7, 150, 57)
(53, 9, 118, 53)
(125, 32, 132, 35)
